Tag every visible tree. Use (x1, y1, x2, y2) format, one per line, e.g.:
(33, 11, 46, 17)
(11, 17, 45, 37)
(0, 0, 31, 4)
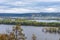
(0, 34, 8, 40)
(9, 24, 26, 40)
(32, 34, 37, 40)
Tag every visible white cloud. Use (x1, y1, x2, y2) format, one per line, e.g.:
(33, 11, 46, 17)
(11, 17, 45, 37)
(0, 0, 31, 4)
(0, 0, 12, 3)
(0, 8, 38, 13)
(44, 8, 56, 12)
(0, 6, 7, 9)
(0, 7, 60, 13)
(21, 0, 60, 2)
(7, 1, 30, 6)
(0, 0, 60, 13)
(0, 0, 59, 3)
(39, 8, 58, 12)
(0, 0, 6, 3)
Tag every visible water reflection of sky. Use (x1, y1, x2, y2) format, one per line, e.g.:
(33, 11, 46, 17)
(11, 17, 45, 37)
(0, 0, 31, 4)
(0, 25, 60, 40)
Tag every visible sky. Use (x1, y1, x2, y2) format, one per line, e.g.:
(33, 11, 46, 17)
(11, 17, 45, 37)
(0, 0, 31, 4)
(0, 0, 60, 13)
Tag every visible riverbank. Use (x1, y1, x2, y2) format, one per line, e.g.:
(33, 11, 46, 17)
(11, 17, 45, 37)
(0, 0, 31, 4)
(0, 19, 60, 27)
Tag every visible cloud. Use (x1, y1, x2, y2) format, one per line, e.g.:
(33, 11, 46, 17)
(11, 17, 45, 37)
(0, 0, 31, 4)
(42, 8, 57, 12)
(0, 8, 38, 13)
(6, 1, 30, 6)
(0, 0, 60, 13)
(17, 0, 60, 2)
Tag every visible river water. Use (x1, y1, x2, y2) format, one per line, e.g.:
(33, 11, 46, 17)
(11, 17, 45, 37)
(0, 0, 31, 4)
(30, 20, 60, 22)
(0, 24, 60, 40)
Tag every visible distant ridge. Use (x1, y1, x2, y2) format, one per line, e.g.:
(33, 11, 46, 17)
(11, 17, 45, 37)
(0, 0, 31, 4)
(0, 13, 60, 17)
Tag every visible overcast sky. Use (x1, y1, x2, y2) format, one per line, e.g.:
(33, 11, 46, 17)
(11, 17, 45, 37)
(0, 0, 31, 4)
(0, 0, 60, 13)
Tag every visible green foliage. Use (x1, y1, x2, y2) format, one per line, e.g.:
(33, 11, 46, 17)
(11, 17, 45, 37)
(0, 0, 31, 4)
(0, 18, 60, 27)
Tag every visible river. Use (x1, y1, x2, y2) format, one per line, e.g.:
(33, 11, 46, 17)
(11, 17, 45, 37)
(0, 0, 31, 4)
(30, 20, 60, 22)
(0, 24, 60, 40)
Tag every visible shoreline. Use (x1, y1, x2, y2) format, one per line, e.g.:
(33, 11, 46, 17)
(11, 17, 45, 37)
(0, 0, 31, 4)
(0, 19, 60, 27)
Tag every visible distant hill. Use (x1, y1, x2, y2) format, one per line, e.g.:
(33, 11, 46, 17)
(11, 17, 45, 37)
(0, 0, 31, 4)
(0, 13, 60, 17)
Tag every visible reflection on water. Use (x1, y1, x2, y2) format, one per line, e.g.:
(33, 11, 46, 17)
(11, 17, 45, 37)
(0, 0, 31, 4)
(0, 24, 60, 40)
